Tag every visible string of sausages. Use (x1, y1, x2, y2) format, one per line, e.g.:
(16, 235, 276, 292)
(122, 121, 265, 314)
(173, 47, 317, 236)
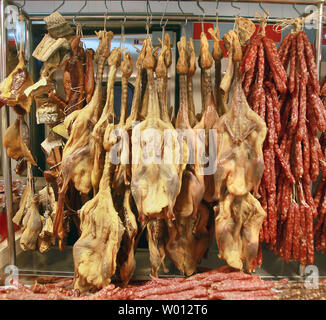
(314, 85, 326, 255)
(240, 27, 326, 270)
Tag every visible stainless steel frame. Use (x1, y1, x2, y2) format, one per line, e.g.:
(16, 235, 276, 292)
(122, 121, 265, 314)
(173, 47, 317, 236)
(0, 0, 324, 275)
(0, 0, 16, 267)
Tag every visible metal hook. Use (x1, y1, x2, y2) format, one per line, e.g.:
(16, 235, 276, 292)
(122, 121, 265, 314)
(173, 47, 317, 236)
(259, 2, 269, 18)
(52, 0, 65, 13)
(146, 0, 152, 35)
(216, 0, 220, 12)
(104, 0, 109, 31)
(231, 1, 240, 16)
(160, 0, 169, 29)
(196, 1, 205, 19)
(146, 0, 153, 24)
(293, 4, 302, 17)
(215, 0, 220, 25)
(196, 1, 205, 33)
(73, 0, 87, 25)
(121, 0, 127, 25)
(16, 0, 26, 14)
(104, 0, 109, 15)
(120, 0, 126, 49)
(177, 0, 188, 26)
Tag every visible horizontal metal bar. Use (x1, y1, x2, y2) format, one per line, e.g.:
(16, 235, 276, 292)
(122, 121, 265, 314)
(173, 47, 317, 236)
(27, 13, 310, 23)
(12, 0, 325, 3)
(108, 0, 323, 3)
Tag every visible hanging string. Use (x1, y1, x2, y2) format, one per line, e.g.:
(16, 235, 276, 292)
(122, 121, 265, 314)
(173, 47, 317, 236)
(146, 0, 152, 37)
(146, 0, 152, 36)
(75, 23, 83, 37)
(272, 9, 324, 34)
(215, 0, 219, 27)
(121, 23, 125, 51)
(231, 1, 240, 31)
(104, 0, 109, 31)
(273, 16, 305, 34)
(120, 0, 126, 50)
(254, 11, 268, 36)
(63, 97, 85, 115)
(146, 16, 150, 36)
(104, 12, 108, 31)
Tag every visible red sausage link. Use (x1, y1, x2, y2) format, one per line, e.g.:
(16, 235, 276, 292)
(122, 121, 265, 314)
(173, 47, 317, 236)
(297, 31, 309, 85)
(288, 35, 297, 93)
(301, 31, 320, 95)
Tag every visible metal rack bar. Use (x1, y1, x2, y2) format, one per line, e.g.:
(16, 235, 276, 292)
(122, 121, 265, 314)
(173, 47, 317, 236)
(12, 0, 326, 4)
(0, 0, 16, 267)
(24, 14, 316, 23)
(316, 1, 324, 80)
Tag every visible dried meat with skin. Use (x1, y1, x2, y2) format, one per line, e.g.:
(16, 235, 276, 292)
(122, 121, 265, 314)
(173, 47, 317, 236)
(156, 35, 171, 123)
(214, 72, 267, 271)
(108, 51, 139, 286)
(73, 153, 125, 293)
(130, 38, 188, 277)
(90, 47, 121, 195)
(3, 116, 36, 166)
(131, 37, 188, 222)
(165, 36, 213, 277)
(85, 49, 95, 104)
(20, 195, 42, 251)
(0, 50, 34, 114)
(53, 31, 113, 247)
(215, 192, 266, 272)
(215, 76, 267, 199)
(192, 33, 220, 204)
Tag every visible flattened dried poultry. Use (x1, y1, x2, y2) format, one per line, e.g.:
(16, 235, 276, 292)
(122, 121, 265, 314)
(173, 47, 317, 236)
(165, 36, 212, 276)
(73, 153, 124, 293)
(20, 195, 42, 251)
(3, 116, 36, 166)
(215, 77, 267, 199)
(131, 37, 188, 222)
(214, 75, 267, 272)
(49, 35, 86, 115)
(0, 50, 34, 115)
(12, 164, 34, 227)
(53, 31, 113, 246)
(215, 192, 266, 271)
(104, 50, 138, 285)
(116, 189, 138, 285)
(85, 49, 95, 104)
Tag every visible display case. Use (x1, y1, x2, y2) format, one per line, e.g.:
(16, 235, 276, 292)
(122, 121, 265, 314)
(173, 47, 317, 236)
(0, 0, 326, 300)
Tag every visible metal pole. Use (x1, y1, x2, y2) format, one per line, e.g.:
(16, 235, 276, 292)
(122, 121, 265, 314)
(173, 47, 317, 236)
(0, 0, 16, 266)
(25, 14, 311, 24)
(15, 0, 324, 4)
(315, 0, 324, 81)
